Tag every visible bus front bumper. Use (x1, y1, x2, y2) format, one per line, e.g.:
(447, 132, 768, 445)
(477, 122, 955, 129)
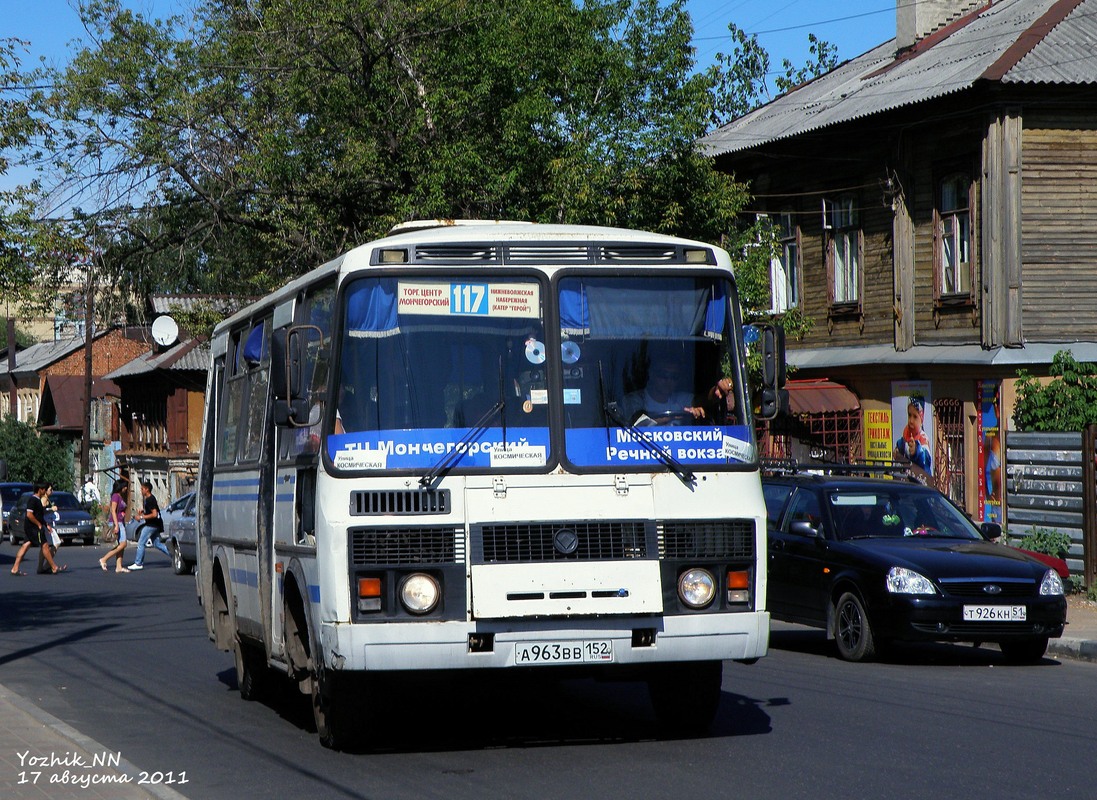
(319, 611, 770, 672)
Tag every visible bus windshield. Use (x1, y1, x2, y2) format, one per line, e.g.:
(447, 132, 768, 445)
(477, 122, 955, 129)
(328, 274, 550, 472)
(558, 274, 753, 470)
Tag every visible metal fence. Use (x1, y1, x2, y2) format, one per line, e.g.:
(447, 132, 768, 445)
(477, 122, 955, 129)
(1005, 430, 1096, 584)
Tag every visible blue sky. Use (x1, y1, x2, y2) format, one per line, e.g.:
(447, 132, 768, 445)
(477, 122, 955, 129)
(4, 0, 898, 75)
(2, 1, 897, 196)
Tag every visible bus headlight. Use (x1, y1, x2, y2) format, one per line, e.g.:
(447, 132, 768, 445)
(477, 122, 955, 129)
(678, 568, 715, 609)
(399, 573, 440, 614)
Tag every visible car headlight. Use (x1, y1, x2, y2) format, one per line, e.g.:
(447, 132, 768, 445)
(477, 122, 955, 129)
(886, 566, 937, 595)
(399, 573, 440, 614)
(1039, 569, 1065, 596)
(677, 568, 716, 608)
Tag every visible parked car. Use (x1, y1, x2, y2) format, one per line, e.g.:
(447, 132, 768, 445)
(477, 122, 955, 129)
(1, 482, 33, 534)
(160, 491, 195, 542)
(165, 491, 197, 575)
(762, 471, 1067, 663)
(8, 490, 96, 546)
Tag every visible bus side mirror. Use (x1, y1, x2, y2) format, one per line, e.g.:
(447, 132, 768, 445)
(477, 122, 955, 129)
(271, 326, 311, 426)
(757, 323, 787, 420)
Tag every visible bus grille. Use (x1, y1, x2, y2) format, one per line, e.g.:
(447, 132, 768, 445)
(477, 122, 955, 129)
(474, 521, 650, 563)
(657, 520, 755, 559)
(349, 489, 450, 516)
(348, 526, 464, 565)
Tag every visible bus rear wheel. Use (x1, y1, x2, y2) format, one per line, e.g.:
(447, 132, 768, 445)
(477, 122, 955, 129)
(647, 660, 723, 736)
(234, 639, 271, 701)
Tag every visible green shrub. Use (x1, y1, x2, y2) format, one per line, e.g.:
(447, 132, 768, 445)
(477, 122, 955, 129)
(1017, 526, 1072, 559)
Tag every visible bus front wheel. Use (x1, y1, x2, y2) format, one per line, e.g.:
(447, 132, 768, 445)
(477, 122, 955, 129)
(311, 669, 359, 751)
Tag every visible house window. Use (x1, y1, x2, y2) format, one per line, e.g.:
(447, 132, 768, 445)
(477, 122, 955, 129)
(937, 173, 972, 298)
(826, 196, 861, 307)
(771, 212, 800, 312)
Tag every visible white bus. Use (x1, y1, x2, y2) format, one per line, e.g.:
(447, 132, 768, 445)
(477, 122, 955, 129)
(196, 220, 785, 749)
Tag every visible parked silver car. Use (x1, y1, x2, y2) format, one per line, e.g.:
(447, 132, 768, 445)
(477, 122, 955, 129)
(166, 491, 197, 575)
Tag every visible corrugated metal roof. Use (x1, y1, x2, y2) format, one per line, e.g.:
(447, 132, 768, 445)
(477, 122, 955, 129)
(103, 338, 208, 380)
(151, 294, 258, 315)
(700, 0, 1091, 157)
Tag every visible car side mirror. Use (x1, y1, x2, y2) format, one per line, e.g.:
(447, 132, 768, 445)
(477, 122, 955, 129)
(979, 521, 1002, 542)
(789, 520, 821, 538)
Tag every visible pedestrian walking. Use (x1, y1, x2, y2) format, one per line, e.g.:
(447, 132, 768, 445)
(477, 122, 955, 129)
(10, 482, 66, 576)
(99, 479, 130, 573)
(127, 480, 167, 570)
(80, 473, 101, 508)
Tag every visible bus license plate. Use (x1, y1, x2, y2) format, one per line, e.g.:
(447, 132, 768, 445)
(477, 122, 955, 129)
(963, 605, 1026, 621)
(514, 640, 613, 665)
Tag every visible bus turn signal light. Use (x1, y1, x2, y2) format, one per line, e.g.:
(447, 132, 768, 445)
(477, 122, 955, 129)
(358, 577, 382, 613)
(727, 570, 750, 604)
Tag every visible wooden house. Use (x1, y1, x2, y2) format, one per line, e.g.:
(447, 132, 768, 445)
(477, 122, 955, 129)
(700, 0, 1097, 521)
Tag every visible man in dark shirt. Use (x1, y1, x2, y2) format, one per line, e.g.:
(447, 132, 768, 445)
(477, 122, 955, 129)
(10, 482, 64, 575)
(127, 480, 168, 570)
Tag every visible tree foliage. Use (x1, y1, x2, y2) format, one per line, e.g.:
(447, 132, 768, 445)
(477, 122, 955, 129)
(0, 415, 75, 490)
(1013, 351, 1097, 432)
(28, 0, 753, 297)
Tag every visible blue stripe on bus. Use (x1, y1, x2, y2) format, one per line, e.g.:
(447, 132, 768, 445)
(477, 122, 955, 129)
(309, 584, 320, 603)
(213, 491, 260, 501)
(230, 568, 259, 588)
(215, 478, 261, 487)
(275, 493, 294, 503)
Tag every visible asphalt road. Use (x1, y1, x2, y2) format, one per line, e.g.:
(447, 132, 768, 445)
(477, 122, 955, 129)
(2, 543, 1096, 800)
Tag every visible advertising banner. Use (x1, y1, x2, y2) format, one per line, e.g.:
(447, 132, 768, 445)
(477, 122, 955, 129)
(891, 381, 933, 476)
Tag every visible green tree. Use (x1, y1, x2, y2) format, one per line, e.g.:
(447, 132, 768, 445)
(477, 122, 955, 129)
(30, 0, 751, 296)
(0, 415, 75, 490)
(1013, 351, 1097, 432)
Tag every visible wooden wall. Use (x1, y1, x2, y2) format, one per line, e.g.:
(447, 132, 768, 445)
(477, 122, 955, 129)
(1021, 116, 1097, 340)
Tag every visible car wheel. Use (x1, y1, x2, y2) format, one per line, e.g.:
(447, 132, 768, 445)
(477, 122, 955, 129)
(834, 591, 878, 662)
(171, 542, 188, 575)
(83, 536, 95, 546)
(999, 636, 1049, 664)
(647, 660, 723, 736)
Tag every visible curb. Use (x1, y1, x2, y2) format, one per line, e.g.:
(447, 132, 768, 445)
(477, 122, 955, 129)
(1048, 637, 1097, 664)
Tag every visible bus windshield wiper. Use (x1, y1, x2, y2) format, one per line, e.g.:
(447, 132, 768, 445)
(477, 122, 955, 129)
(420, 356, 506, 489)
(598, 362, 695, 488)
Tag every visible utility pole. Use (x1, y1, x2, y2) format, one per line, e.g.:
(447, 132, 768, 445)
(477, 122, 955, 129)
(81, 274, 94, 482)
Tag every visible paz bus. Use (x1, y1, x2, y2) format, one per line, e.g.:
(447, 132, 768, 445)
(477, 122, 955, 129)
(195, 220, 785, 748)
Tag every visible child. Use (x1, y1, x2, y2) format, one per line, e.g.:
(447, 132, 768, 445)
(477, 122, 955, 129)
(895, 396, 932, 472)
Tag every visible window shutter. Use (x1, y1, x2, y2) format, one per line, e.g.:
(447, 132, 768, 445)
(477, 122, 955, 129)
(825, 234, 836, 307)
(932, 208, 942, 301)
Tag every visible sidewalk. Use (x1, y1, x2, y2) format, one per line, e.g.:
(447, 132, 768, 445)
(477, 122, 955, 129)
(1049, 594, 1097, 663)
(0, 683, 188, 800)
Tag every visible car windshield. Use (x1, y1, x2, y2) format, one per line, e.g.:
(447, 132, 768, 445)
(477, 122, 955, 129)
(826, 487, 982, 541)
(51, 492, 80, 510)
(2, 485, 30, 503)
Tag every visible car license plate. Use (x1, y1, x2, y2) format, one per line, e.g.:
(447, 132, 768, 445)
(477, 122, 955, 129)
(55, 526, 77, 535)
(514, 640, 613, 665)
(963, 605, 1026, 621)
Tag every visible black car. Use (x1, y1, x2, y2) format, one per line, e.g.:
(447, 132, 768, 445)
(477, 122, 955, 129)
(8, 490, 97, 546)
(1, 482, 33, 534)
(763, 472, 1067, 663)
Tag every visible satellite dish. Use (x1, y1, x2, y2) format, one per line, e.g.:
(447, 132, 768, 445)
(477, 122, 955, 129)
(151, 315, 179, 347)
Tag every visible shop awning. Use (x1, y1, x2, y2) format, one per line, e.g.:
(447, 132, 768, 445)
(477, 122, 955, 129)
(785, 378, 860, 415)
